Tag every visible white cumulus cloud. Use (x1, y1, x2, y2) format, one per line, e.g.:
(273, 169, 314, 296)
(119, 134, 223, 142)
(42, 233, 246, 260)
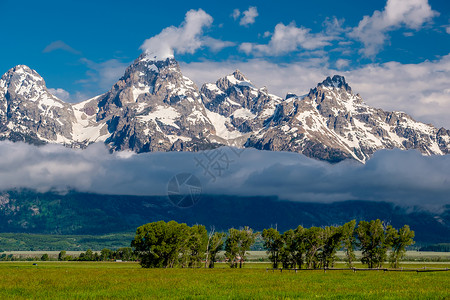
(349, 0, 438, 56)
(140, 9, 232, 60)
(232, 9, 240, 20)
(240, 6, 258, 26)
(240, 22, 333, 56)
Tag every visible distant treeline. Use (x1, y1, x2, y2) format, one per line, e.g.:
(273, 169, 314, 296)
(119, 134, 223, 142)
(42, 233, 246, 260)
(419, 243, 450, 252)
(0, 248, 137, 262)
(132, 219, 415, 269)
(64, 248, 138, 262)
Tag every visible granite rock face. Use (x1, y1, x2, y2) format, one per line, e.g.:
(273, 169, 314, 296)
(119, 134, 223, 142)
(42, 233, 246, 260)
(1, 58, 449, 163)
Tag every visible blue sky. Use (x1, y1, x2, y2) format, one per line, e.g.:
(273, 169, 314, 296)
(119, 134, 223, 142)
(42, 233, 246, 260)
(2, 0, 450, 127)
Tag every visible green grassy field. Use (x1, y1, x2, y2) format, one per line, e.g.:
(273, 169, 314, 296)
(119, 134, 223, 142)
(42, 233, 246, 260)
(0, 262, 448, 299)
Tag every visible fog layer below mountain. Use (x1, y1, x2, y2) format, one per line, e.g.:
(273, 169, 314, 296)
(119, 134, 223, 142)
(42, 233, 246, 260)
(0, 141, 448, 210)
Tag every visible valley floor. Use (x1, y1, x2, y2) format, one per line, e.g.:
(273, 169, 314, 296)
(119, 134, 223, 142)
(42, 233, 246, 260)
(0, 262, 448, 299)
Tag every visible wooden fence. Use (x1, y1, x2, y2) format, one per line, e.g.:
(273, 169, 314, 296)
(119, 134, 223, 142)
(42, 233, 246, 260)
(266, 267, 449, 273)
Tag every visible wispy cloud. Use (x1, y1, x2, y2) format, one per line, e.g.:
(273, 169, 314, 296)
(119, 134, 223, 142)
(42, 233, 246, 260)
(335, 59, 350, 69)
(43, 40, 81, 55)
(78, 58, 130, 92)
(232, 9, 240, 20)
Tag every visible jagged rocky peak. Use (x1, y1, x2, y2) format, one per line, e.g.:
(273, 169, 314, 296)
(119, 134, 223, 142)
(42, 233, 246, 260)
(0, 64, 68, 107)
(215, 70, 255, 91)
(309, 74, 363, 113)
(201, 69, 281, 116)
(285, 92, 298, 100)
(97, 52, 201, 119)
(0, 65, 47, 96)
(141, 46, 175, 62)
(231, 69, 248, 82)
(133, 52, 178, 72)
(319, 75, 351, 92)
(0, 65, 76, 145)
(3, 65, 43, 81)
(90, 52, 215, 153)
(117, 53, 180, 93)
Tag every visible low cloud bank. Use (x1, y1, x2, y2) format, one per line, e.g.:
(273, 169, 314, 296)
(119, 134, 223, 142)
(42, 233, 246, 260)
(0, 142, 448, 210)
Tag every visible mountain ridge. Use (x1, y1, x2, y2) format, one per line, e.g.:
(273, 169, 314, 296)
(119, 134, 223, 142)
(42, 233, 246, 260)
(1, 55, 448, 163)
(0, 189, 448, 244)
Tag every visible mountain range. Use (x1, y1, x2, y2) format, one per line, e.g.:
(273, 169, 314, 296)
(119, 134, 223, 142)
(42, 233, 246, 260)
(1, 53, 449, 163)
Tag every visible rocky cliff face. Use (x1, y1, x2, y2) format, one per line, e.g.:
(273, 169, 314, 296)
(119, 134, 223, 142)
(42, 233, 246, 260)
(0, 58, 448, 163)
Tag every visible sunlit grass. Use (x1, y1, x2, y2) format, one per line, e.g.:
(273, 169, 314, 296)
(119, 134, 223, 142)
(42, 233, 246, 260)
(0, 262, 448, 299)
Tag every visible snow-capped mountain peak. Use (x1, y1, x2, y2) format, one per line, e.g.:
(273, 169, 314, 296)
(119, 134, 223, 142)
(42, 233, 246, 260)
(0, 65, 76, 145)
(318, 75, 351, 92)
(229, 69, 251, 84)
(0, 65, 47, 99)
(141, 47, 175, 62)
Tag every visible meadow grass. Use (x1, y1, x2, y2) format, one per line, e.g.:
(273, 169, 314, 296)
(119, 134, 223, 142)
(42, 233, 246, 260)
(0, 262, 448, 299)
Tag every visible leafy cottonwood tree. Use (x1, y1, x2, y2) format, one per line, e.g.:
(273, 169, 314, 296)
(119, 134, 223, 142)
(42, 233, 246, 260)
(279, 229, 296, 269)
(356, 219, 388, 268)
(78, 249, 96, 261)
(304, 227, 325, 269)
(100, 248, 112, 261)
(205, 230, 225, 268)
(279, 226, 306, 269)
(177, 223, 193, 268)
(186, 225, 208, 268)
(58, 250, 66, 261)
(388, 225, 415, 268)
(261, 228, 283, 268)
(292, 225, 307, 269)
(131, 220, 189, 268)
(225, 227, 257, 268)
(341, 220, 357, 267)
(225, 228, 240, 268)
(319, 226, 343, 269)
